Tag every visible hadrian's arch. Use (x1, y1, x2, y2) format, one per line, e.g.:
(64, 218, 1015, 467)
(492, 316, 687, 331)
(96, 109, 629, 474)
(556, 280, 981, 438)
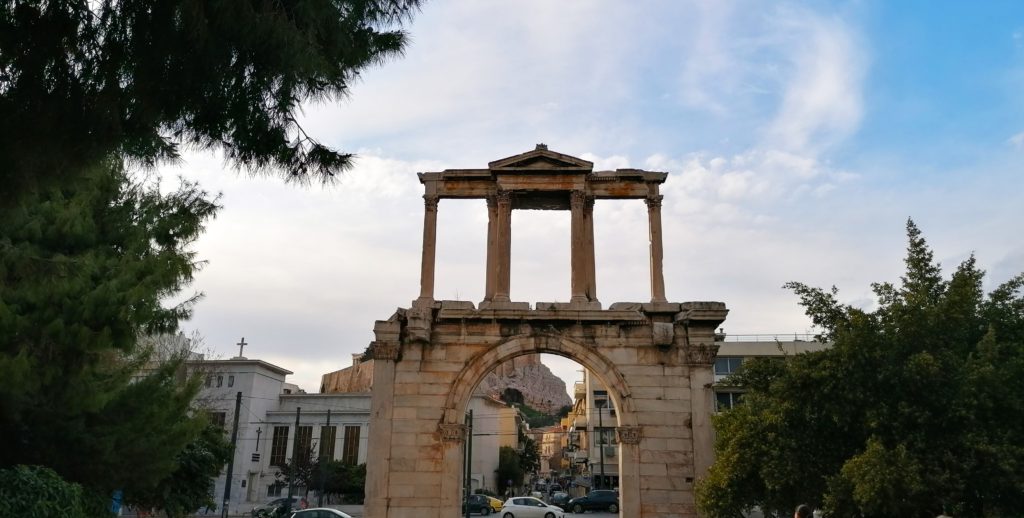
(364, 146, 728, 518)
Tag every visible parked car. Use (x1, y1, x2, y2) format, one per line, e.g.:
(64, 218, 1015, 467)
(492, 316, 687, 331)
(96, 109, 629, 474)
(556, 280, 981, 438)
(500, 496, 565, 518)
(484, 495, 504, 512)
(566, 489, 619, 514)
(549, 491, 571, 507)
(463, 493, 502, 515)
(252, 496, 300, 517)
(287, 509, 353, 518)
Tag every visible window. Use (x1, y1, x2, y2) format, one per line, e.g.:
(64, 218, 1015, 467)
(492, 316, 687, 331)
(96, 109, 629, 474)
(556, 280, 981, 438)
(210, 412, 226, 428)
(295, 425, 313, 457)
(593, 427, 616, 447)
(342, 425, 361, 465)
(270, 426, 289, 467)
(715, 391, 743, 412)
(319, 426, 337, 460)
(216, 375, 223, 388)
(267, 483, 283, 497)
(714, 357, 743, 376)
(228, 375, 234, 387)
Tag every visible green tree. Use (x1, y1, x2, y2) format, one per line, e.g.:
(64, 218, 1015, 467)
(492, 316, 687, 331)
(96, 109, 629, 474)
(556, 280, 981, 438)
(129, 421, 233, 518)
(696, 220, 1024, 518)
(275, 445, 319, 497)
(0, 465, 109, 518)
(0, 161, 220, 501)
(322, 461, 367, 504)
(519, 436, 542, 476)
(0, 0, 422, 199)
(497, 446, 524, 496)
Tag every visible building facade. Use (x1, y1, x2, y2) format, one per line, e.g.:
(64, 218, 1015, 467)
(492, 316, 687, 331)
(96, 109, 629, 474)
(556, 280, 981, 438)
(191, 358, 370, 514)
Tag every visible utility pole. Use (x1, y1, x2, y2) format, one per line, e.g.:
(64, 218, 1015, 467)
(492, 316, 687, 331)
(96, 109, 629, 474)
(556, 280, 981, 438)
(221, 391, 242, 518)
(286, 407, 301, 512)
(318, 409, 331, 507)
(596, 399, 605, 491)
(464, 409, 473, 518)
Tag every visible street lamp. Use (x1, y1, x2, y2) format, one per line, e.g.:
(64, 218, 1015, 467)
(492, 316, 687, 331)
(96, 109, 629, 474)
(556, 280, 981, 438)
(595, 399, 606, 490)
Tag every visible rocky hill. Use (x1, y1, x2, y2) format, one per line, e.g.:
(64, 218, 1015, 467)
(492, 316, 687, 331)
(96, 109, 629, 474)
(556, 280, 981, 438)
(477, 355, 572, 414)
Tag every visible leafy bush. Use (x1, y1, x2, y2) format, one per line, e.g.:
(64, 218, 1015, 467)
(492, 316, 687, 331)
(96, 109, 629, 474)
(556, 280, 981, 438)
(0, 465, 109, 518)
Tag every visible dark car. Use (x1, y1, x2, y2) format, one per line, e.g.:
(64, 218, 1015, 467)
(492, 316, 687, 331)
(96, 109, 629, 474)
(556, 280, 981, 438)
(567, 489, 619, 514)
(462, 493, 496, 515)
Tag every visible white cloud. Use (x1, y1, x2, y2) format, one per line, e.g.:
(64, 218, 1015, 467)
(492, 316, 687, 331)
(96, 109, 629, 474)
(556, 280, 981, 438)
(766, 8, 867, 152)
(1009, 132, 1024, 148)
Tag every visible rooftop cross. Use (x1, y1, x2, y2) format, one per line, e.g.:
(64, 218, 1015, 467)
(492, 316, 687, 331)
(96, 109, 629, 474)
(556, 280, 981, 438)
(236, 337, 247, 358)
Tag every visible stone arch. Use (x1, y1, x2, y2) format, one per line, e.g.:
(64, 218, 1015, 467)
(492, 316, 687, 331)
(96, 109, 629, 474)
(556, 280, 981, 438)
(440, 332, 638, 429)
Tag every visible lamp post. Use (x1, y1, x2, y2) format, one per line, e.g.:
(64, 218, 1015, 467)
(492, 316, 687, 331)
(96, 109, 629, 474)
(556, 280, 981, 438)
(595, 399, 606, 490)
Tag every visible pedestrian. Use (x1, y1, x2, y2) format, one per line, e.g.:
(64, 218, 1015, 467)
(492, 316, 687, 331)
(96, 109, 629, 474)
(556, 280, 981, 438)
(794, 504, 812, 518)
(300, 496, 309, 509)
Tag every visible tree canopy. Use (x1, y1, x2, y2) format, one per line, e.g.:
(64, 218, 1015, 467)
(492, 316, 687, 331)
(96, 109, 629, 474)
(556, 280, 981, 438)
(130, 421, 233, 518)
(697, 220, 1024, 518)
(0, 160, 221, 502)
(1, 0, 421, 199)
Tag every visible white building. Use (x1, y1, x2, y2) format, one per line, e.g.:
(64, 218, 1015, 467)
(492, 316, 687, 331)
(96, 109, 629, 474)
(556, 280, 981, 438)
(191, 357, 371, 514)
(712, 335, 829, 411)
(566, 370, 619, 492)
(466, 393, 521, 493)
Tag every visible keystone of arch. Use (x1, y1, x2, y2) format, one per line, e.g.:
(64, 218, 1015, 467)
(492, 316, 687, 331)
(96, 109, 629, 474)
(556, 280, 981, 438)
(440, 333, 638, 428)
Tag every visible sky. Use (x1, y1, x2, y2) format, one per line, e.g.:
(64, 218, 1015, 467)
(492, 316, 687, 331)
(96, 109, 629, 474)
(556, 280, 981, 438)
(168, 1, 1024, 394)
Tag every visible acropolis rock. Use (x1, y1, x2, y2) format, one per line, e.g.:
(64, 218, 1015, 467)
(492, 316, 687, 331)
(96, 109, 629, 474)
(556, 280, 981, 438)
(478, 355, 572, 414)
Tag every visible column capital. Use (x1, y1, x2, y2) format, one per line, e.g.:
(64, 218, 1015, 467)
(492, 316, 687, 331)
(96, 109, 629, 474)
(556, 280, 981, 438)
(423, 194, 439, 212)
(645, 195, 664, 209)
(684, 343, 720, 366)
(616, 426, 643, 445)
(369, 341, 401, 361)
(570, 190, 587, 209)
(439, 423, 467, 442)
(495, 190, 513, 208)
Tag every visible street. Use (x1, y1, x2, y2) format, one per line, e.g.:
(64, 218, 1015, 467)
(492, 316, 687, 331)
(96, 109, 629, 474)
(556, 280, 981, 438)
(460, 513, 618, 518)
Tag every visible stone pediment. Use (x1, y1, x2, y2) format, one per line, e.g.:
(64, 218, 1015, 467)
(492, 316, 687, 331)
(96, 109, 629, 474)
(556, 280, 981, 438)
(488, 144, 593, 172)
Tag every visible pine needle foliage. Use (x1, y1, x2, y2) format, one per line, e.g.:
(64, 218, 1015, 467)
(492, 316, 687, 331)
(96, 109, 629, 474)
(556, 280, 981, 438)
(0, 160, 221, 501)
(0, 0, 422, 198)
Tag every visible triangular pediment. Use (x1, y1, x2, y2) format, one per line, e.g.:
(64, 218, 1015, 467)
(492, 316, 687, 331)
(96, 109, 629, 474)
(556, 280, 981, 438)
(488, 144, 593, 171)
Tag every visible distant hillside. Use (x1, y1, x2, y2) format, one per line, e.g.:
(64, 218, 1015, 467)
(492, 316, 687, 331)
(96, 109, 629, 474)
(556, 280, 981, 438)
(478, 355, 572, 415)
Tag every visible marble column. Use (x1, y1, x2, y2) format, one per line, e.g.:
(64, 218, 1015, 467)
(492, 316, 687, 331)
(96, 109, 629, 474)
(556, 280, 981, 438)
(584, 195, 598, 302)
(494, 191, 512, 302)
(569, 191, 588, 303)
(646, 195, 667, 303)
(484, 195, 498, 301)
(416, 195, 439, 305)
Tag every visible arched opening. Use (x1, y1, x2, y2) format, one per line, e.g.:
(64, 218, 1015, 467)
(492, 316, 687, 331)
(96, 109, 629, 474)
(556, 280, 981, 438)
(437, 333, 639, 518)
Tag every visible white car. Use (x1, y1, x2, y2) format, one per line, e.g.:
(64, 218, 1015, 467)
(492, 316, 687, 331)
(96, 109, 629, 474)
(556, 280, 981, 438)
(500, 496, 565, 518)
(287, 508, 354, 518)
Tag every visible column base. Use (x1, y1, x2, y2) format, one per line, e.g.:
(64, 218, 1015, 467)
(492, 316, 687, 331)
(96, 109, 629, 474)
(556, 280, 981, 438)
(478, 300, 531, 310)
(412, 296, 436, 308)
(535, 301, 603, 311)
